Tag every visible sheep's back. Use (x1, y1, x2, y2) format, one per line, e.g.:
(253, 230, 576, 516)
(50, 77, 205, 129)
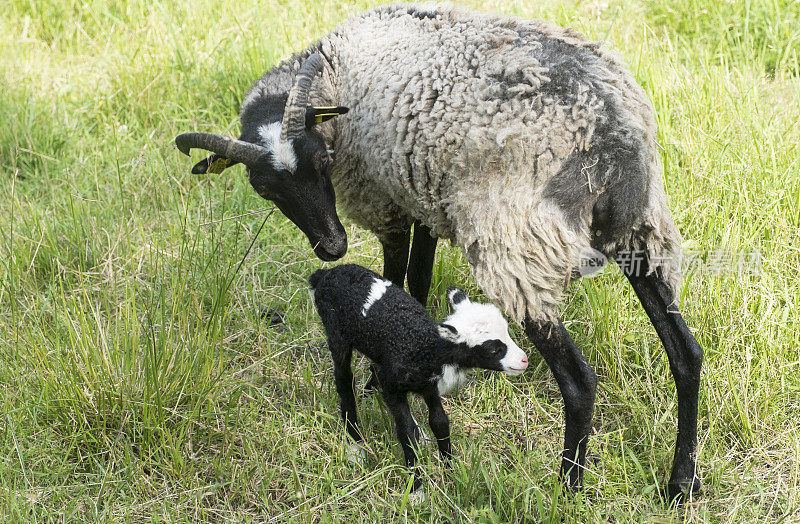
(325, 5, 657, 237)
(322, 5, 681, 322)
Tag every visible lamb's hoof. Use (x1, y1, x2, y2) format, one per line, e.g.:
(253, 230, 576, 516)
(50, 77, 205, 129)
(346, 442, 367, 466)
(564, 481, 583, 495)
(666, 476, 702, 503)
(408, 489, 426, 505)
(259, 307, 285, 329)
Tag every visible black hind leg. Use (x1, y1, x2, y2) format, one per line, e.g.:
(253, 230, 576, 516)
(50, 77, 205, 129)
(328, 333, 363, 445)
(622, 257, 703, 501)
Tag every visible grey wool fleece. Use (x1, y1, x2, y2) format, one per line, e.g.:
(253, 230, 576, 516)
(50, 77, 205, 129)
(242, 3, 683, 323)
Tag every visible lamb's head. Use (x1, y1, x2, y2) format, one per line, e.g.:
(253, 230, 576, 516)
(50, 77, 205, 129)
(175, 53, 349, 262)
(437, 287, 529, 376)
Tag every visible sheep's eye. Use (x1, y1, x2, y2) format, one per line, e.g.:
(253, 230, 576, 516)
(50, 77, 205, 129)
(313, 151, 330, 170)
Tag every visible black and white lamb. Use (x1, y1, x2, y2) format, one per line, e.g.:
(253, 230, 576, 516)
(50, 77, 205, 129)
(309, 263, 528, 490)
(176, 3, 704, 500)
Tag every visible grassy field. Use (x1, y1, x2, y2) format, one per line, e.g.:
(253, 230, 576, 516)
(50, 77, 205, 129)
(2, 0, 799, 521)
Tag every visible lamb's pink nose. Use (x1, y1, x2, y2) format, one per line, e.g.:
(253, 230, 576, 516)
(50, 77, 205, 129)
(520, 357, 528, 368)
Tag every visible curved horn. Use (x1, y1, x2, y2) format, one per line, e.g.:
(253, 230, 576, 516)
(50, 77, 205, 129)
(281, 53, 325, 141)
(175, 133, 266, 166)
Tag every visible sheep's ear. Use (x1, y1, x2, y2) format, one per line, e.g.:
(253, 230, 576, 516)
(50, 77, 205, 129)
(437, 323, 459, 342)
(446, 287, 469, 310)
(305, 106, 349, 127)
(191, 154, 239, 175)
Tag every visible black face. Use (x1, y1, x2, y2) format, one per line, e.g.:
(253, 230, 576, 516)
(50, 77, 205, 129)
(246, 130, 347, 261)
(469, 339, 508, 372)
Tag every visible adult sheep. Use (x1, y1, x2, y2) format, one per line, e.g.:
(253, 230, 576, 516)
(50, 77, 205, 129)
(176, 4, 703, 501)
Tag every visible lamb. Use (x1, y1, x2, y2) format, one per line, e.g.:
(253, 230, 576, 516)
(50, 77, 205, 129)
(175, 4, 704, 500)
(309, 263, 528, 490)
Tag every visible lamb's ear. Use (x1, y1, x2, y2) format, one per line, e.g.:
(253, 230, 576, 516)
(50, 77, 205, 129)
(437, 323, 459, 342)
(305, 106, 349, 127)
(191, 154, 239, 175)
(446, 286, 469, 310)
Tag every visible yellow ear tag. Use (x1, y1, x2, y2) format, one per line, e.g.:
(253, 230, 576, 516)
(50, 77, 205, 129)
(314, 113, 340, 124)
(206, 157, 231, 174)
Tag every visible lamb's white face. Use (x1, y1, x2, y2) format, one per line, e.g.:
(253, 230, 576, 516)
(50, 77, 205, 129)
(437, 288, 529, 376)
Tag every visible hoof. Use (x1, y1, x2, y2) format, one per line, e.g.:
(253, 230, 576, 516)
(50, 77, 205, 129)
(667, 476, 702, 503)
(259, 307, 285, 329)
(346, 442, 367, 466)
(408, 489, 426, 505)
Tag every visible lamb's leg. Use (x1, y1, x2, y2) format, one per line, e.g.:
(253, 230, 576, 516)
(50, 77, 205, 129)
(382, 391, 423, 490)
(622, 259, 703, 501)
(524, 317, 597, 491)
(423, 390, 452, 462)
(330, 337, 365, 462)
(407, 221, 438, 305)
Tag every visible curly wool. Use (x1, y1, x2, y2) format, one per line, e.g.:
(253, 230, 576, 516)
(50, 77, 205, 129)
(243, 3, 683, 323)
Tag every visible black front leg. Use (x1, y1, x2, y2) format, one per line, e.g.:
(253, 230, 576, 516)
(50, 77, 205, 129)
(423, 390, 452, 462)
(524, 317, 597, 491)
(380, 229, 411, 288)
(382, 390, 423, 491)
(407, 221, 438, 305)
(622, 258, 703, 501)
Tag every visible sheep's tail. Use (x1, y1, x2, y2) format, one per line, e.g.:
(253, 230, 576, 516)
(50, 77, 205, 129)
(308, 269, 327, 291)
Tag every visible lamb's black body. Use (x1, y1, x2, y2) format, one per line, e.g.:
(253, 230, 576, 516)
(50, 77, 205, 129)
(310, 264, 526, 490)
(310, 265, 454, 490)
(311, 268, 467, 388)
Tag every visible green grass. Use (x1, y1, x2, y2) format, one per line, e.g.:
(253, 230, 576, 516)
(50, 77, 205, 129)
(2, 0, 799, 521)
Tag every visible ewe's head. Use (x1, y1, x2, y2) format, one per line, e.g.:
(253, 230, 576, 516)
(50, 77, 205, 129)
(438, 287, 528, 376)
(175, 53, 349, 261)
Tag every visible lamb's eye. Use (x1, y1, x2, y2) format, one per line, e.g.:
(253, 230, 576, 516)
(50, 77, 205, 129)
(482, 340, 504, 356)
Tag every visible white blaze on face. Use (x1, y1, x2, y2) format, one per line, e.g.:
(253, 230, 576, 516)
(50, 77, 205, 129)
(440, 288, 528, 376)
(257, 122, 298, 173)
(361, 277, 392, 317)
